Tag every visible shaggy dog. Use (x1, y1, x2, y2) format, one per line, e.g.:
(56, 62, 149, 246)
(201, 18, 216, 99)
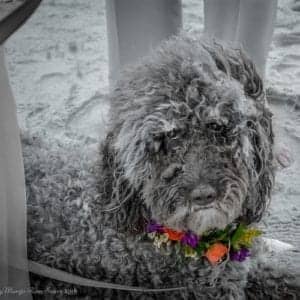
(25, 34, 299, 299)
(99, 34, 273, 235)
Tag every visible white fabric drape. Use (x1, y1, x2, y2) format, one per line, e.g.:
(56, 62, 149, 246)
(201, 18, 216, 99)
(0, 46, 32, 300)
(203, 0, 278, 77)
(105, 0, 182, 85)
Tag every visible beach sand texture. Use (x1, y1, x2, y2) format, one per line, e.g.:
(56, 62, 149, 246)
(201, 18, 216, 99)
(4, 0, 300, 247)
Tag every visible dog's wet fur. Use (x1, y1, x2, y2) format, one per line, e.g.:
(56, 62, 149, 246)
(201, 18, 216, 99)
(99, 34, 274, 237)
(26, 34, 300, 299)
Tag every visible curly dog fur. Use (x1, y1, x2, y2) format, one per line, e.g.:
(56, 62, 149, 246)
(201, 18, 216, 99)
(25, 33, 299, 299)
(99, 34, 274, 236)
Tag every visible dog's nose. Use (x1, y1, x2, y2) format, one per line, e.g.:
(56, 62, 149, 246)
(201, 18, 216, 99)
(190, 183, 216, 205)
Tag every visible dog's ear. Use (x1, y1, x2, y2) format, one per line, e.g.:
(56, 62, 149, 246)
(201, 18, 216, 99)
(243, 110, 275, 223)
(98, 132, 146, 234)
(205, 41, 264, 102)
(205, 40, 274, 223)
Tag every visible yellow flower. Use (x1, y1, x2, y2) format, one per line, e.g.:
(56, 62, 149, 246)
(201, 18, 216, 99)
(238, 228, 262, 248)
(183, 245, 199, 259)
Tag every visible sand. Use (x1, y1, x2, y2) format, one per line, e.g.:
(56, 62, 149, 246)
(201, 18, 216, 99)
(4, 0, 300, 247)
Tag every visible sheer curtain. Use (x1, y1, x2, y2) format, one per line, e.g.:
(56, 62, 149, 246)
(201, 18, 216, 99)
(0, 46, 32, 299)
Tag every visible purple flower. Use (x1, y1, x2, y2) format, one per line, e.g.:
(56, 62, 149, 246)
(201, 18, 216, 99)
(146, 220, 164, 233)
(181, 231, 200, 248)
(230, 248, 250, 262)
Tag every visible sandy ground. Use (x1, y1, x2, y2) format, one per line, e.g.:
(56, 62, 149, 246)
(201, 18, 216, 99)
(4, 0, 300, 246)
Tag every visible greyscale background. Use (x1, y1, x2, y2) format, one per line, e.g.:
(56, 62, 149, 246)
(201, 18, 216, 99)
(4, 0, 300, 246)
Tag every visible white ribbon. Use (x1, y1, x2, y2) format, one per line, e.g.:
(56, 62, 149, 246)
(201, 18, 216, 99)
(28, 260, 186, 293)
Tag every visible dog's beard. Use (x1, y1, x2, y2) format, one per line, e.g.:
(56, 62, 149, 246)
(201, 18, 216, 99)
(165, 206, 230, 235)
(160, 178, 247, 235)
(165, 203, 242, 235)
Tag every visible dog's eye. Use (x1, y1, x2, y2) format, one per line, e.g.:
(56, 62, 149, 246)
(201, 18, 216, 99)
(206, 122, 227, 133)
(166, 128, 184, 142)
(205, 121, 238, 145)
(146, 132, 167, 155)
(246, 120, 255, 129)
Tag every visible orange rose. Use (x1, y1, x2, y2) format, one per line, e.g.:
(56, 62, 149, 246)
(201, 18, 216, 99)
(204, 243, 228, 265)
(163, 227, 185, 241)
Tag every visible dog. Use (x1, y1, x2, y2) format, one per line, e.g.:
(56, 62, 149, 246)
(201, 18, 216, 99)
(26, 33, 299, 299)
(99, 33, 274, 236)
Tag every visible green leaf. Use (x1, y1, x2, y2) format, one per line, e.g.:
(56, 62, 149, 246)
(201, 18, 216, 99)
(196, 242, 209, 256)
(231, 223, 247, 247)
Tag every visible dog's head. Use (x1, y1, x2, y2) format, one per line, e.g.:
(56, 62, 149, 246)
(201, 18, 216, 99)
(101, 35, 274, 235)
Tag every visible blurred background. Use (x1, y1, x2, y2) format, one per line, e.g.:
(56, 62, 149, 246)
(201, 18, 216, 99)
(4, 0, 300, 245)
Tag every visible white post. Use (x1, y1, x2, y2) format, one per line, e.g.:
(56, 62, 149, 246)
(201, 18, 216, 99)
(105, 0, 182, 86)
(0, 46, 32, 300)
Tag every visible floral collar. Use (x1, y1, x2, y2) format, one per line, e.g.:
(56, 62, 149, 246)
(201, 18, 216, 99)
(146, 220, 262, 265)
